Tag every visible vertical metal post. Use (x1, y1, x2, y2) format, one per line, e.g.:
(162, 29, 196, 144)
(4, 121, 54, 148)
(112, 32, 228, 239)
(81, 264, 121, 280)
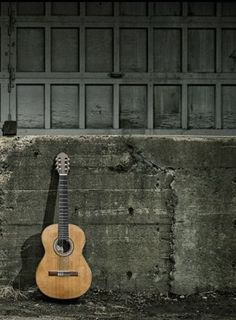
(113, 2, 120, 129)
(79, 2, 85, 128)
(7, 2, 16, 121)
(147, 14, 154, 129)
(182, 83, 188, 129)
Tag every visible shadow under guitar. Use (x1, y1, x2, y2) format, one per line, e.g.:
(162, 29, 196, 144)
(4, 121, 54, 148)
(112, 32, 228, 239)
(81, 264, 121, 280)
(13, 163, 59, 291)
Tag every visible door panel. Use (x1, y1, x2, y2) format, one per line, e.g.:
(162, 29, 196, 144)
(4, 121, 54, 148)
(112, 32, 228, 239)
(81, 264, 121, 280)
(16, 28, 45, 72)
(119, 2, 147, 16)
(17, 2, 45, 16)
(188, 2, 216, 16)
(154, 85, 181, 129)
(51, 28, 79, 72)
(51, 2, 80, 16)
(222, 29, 236, 72)
(154, 29, 181, 72)
(85, 28, 113, 72)
(17, 85, 45, 128)
(86, 85, 113, 128)
(222, 2, 236, 16)
(120, 85, 147, 128)
(188, 29, 215, 72)
(120, 29, 147, 72)
(86, 2, 113, 16)
(188, 85, 215, 129)
(51, 85, 79, 128)
(222, 86, 236, 129)
(154, 2, 181, 16)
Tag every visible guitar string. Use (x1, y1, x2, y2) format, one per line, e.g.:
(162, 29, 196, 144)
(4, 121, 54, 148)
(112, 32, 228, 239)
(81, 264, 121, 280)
(58, 175, 70, 273)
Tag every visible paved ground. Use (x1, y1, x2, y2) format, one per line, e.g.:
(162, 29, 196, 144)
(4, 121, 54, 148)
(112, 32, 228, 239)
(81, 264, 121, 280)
(0, 289, 235, 320)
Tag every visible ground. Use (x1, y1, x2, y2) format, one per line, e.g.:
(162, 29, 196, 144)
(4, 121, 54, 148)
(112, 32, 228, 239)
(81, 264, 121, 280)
(0, 289, 235, 320)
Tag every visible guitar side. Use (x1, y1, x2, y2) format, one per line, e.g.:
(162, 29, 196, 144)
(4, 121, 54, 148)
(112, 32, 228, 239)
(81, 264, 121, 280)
(36, 223, 92, 300)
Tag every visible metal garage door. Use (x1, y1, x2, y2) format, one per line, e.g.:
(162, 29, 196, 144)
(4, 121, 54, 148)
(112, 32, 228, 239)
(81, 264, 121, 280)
(0, 2, 236, 134)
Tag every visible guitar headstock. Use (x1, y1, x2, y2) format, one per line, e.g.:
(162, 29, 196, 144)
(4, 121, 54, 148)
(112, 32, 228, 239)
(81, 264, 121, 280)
(55, 152, 70, 175)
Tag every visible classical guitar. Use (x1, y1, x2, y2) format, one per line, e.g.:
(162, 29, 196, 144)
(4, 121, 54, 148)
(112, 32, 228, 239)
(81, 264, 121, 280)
(36, 152, 92, 299)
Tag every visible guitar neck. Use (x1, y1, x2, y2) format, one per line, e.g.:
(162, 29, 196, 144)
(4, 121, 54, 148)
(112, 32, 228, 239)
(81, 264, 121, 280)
(58, 174, 69, 241)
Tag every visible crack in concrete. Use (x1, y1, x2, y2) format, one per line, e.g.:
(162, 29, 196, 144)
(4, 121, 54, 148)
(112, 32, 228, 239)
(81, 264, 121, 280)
(128, 144, 178, 294)
(109, 142, 178, 294)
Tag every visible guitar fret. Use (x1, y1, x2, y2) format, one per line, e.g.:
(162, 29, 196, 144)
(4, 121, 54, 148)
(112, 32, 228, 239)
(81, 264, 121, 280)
(58, 173, 69, 241)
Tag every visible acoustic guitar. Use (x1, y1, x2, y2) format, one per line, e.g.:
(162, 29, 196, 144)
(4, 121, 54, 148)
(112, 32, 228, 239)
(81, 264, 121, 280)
(36, 152, 92, 299)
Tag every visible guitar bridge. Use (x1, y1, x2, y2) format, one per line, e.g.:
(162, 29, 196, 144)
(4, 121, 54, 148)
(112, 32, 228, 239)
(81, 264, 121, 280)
(48, 271, 79, 277)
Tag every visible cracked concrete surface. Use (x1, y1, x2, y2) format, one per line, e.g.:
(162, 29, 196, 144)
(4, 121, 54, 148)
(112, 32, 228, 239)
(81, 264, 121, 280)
(108, 141, 178, 293)
(0, 135, 235, 296)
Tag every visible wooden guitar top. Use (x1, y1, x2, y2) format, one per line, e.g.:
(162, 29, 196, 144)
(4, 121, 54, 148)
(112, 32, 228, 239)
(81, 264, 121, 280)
(36, 223, 92, 299)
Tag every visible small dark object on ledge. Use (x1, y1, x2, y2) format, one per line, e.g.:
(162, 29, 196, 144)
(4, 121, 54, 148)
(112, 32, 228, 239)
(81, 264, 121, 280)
(2, 120, 17, 136)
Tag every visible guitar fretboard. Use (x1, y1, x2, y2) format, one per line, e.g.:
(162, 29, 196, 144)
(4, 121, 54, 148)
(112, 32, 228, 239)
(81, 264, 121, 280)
(58, 175, 69, 241)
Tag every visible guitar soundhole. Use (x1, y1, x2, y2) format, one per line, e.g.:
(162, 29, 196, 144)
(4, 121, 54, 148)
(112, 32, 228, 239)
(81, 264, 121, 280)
(54, 238, 74, 256)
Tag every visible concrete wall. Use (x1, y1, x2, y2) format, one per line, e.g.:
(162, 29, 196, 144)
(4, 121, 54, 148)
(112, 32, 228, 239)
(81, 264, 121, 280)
(0, 135, 235, 295)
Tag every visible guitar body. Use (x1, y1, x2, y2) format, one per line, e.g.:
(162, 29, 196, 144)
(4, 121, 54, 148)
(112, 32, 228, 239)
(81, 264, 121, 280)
(36, 223, 92, 300)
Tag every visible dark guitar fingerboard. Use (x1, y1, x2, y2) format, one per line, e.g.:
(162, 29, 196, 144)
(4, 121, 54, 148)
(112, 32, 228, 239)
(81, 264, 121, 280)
(58, 175, 69, 241)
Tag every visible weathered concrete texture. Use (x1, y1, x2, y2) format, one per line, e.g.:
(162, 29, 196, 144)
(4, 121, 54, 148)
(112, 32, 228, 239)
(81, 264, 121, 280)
(172, 168, 236, 294)
(0, 135, 236, 295)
